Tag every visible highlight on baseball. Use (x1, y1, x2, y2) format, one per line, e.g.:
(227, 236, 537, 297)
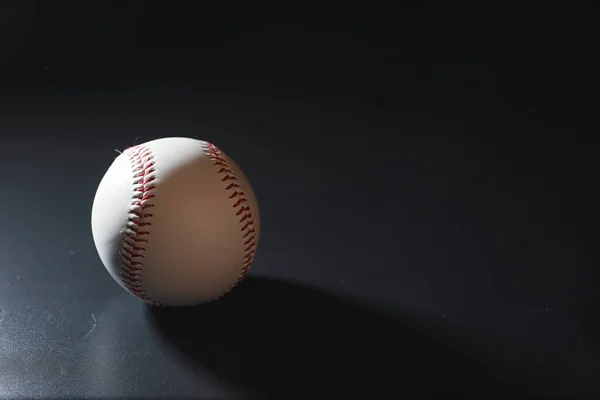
(90, 137, 260, 306)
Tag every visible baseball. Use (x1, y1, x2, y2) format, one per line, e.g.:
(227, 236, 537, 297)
(91, 137, 260, 306)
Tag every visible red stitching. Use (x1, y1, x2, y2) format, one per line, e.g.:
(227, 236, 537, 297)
(119, 145, 162, 306)
(203, 143, 257, 287)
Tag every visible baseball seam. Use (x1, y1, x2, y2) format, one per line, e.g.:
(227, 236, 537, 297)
(118, 145, 162, 306)
(203, 142, 258, 293)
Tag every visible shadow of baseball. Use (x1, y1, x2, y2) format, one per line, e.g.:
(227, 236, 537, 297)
(146, 276, 517, 397)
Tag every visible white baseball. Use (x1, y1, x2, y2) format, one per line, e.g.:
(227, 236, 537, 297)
(91, 137, 260, 306)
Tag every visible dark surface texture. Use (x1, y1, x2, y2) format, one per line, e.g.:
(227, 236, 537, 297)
(0, 2, 596, 398)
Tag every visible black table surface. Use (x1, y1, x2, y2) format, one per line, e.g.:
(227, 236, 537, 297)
(0, 3, 596, 398)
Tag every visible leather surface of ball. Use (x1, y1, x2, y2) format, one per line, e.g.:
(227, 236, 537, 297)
(91, 137, 260, 306)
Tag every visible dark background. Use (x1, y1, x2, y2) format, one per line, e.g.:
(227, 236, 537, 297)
(0, 1, 595, 398)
